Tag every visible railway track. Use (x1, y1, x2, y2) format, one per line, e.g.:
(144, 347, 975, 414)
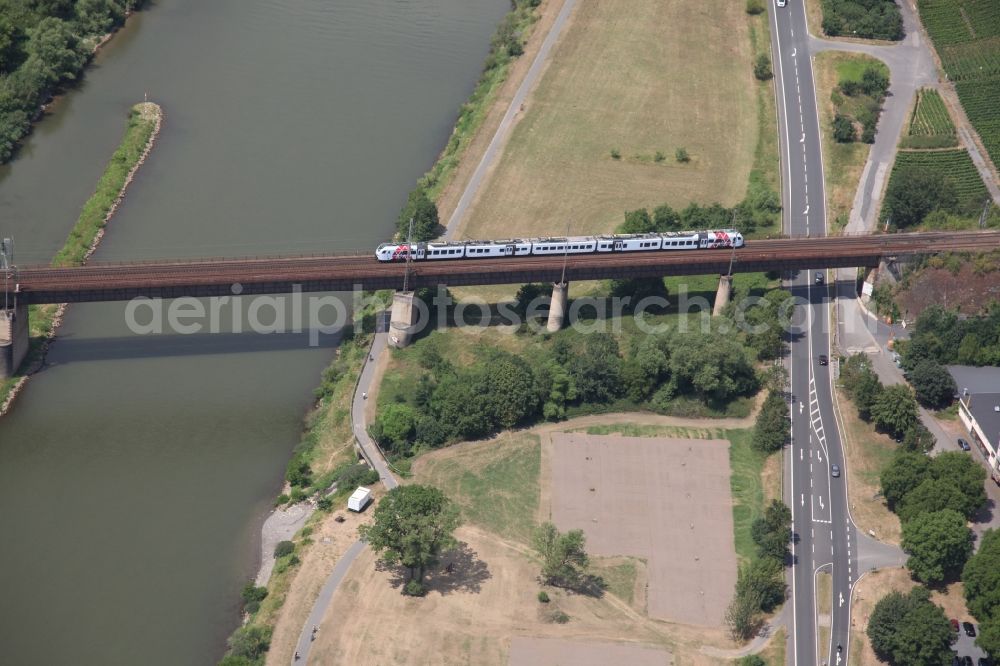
(7, 231, 1000, 303)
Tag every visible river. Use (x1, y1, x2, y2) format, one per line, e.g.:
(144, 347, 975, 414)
(0, 0, 507, 663)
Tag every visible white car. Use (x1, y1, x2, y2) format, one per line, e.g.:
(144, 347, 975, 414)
(777, 0, 786, 6)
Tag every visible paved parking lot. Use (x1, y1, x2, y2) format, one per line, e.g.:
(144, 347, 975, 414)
(953, 624, 988, 664)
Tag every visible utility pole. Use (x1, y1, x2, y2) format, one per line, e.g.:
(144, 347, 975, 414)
(979, 197, 991, 229)
(559, 219, 569, 286)
(402, 218, 414, 294)
(1, 237, 12, 312)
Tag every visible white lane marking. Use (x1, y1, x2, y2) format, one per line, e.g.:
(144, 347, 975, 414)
(801, 494, 805, 507)
(800, 448, 804, 460)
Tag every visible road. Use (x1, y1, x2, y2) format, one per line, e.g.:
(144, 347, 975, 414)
(768, 1, 857, 664)
(442, 0, 578, 239)
(292, 313, 395, 664)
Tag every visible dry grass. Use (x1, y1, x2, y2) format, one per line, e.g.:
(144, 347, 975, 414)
(835, 387, 902, 544)
(455, 0, 758, 239)
(814, 52, 876, 231)
(850, 568, 915, 666)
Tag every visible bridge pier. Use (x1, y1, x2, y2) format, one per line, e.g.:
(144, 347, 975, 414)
(388, 291, 420, 348)
(712, 274, 732, 317)
(546, 282, 568, 333)
(1, 301, 29, 381)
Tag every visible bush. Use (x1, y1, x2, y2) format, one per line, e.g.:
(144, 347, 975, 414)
(316, 496, 333, 511)
(537, 590, 550, 603)
(404, 579, 426, 596)
(227, 625, 272, 661)
(746, 0, 765, 14)
(241, 583, 268, 605)
(832, 113, 856, 142)
(274, 541, 295, 558)
(753, 53, 772, 81)
(275, 493, 290, 506)
(675, 147, 690, 163)
(654, 150, 665, 162)
(751, 391, 789, 453)
(610, 148, 621, 160)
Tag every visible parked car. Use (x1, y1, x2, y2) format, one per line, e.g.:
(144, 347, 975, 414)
(959, 438, 971, 451)
(964, 622, 977, 637)
(951, 618, 961, 632)
(978, 657, 993, 666)
(831, 464, 841, 478)
(819, 354, 829, 366)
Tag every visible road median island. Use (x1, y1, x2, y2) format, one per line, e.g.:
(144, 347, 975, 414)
(0, 102, 162, 415)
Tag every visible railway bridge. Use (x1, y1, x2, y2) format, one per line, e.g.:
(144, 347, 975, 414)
(3, 230, 999, 377)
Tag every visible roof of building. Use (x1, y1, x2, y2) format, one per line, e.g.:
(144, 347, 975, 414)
(948, 365, 1000, 397)
(966, 392, 1000, 447)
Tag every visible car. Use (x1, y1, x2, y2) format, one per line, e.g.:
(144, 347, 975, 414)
(959, 438, 971, 451)
(964, 657, 974, 666)
(776, 0, 786, 6)
(819, 354, 829, 366)
(964, 622, 977, 637)
(953, 657, 963, 666)
(951, 618, 961, 632)
(831, 464, 841, 478)
(978, 657, 993, 666)
(815, 271, 824, 284)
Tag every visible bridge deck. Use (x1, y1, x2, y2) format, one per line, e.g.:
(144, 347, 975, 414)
(5, 231, 999, 304)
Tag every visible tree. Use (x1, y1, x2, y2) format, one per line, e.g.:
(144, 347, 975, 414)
(870, 384, 919, 438)
(751, 499, 792, 560)
(396, 186, 440, 241)
(725, 589, 760, 641)
(621, 208, 654, 233)
(902, 509, 973, 584)
(833, 113, 856, 142)
(25, 17, 85, 86)
(566, 333, 623, 404)
(897, 478, 971, 524)
(753, 53, 772, 80)
(736, 557, 786, 612)
(533, 522, 590, 588)
(358, 485, 461, 595)
(963, 529, 1000, 622)
(669, 332, 758, 404)
(907, 359, 956, 409)
(867, 587, 953, 666)
(227, 625, 272, 661)
(652, 203, 680, 231)
(751, 391, 790, 453)
(931, 451, 987, 520)
(376, 403, 420, 452)
(483, 349, 538, 428)
(622, 334, 670, 402)
(882, 166, 959, 228)
(880, 450, 931, 509)
(536, 359, 577, 420)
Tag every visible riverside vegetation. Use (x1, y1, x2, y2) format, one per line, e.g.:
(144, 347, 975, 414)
(0, 101, 160, 413)
(0, 0, 144, 163)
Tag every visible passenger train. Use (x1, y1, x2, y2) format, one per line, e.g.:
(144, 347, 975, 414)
(375, 229, 744, 262)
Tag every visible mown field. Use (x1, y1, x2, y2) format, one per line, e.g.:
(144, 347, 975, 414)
(917, 0, 1000, 165)
(902, 88, 958, 148)
(455, 0, 760, 239)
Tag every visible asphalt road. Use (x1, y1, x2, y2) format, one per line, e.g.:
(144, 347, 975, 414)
(769, 2, 857, 664)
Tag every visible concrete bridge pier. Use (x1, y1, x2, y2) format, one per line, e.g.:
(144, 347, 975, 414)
(712, 275, 732, 317)
(388, 291, 420, 348)
(1, 301, 29, 381)
(546, 282, 568, 333)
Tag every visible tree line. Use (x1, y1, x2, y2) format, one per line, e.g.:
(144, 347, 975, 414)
(726, 499, 791, 640)
(371, 325, 765, 457)
(0, 0, 137, 163)
(820, 0, 903, 40)
(902, 303, 1000, 368)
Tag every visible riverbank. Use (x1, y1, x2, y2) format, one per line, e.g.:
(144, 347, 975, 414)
(0, 102, 162, 415)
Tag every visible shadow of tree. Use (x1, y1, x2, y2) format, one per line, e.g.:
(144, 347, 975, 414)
(375, 541, 491, 595)
(540, 573, 606, 598)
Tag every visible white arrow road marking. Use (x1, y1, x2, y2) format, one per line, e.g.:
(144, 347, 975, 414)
(800, 133, 806, 143)
(839, 591, 845, 607)
(837, 652, 842, 665)
(791, 47, 797, 57)
(800, 448, 804, 460)
(803, 205, 810, 215)
(801, 494, 805, 507)
(819, 496, 825, 510)
(817, 450, 823, 463)
(800, 401, 804, 414)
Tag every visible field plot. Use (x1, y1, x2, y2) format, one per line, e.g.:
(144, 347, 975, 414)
(887, 149, 988, 209)
(903, 88, 958, 148)
(549, 432, 737, 626)
(917, 0, 1000, 164)
(456, 0, 757, 239)
(508, 637, 672, 666)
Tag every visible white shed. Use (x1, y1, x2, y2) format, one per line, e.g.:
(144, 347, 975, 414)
(348, 486, 373, 512)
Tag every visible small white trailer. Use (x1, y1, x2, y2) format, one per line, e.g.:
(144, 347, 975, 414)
(347, 486, 373, 512)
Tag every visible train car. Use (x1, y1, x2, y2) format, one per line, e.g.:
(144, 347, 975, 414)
(594, 233, 664, 252)
(700, 229, 744, 248)
(528, 237, 598, 255)
(374, 242, 467, 261)
(463, 240, 533, 258)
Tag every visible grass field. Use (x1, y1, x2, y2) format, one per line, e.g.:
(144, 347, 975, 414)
(917, 0, 1000, 165)
(815, 52, 879, 230)
(455, 0, 759, 239)
(413, 432, 541, 544)
(902, 88, 958, 148)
